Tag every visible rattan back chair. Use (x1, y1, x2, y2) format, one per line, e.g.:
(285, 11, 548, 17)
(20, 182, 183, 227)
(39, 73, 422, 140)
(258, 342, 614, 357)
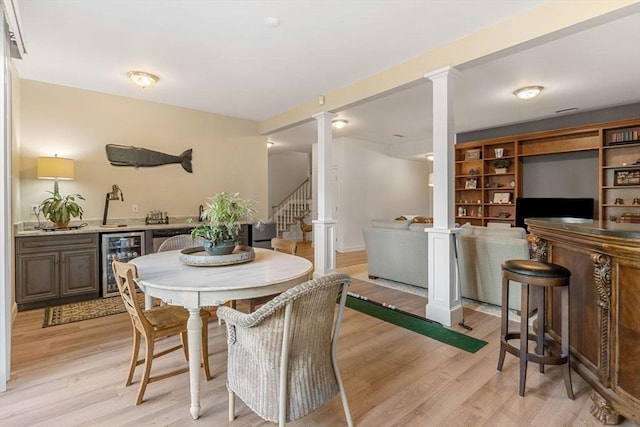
(112, 257, 212, 405)
(157, 234, 205, 252)
(217, 273, 353, 427)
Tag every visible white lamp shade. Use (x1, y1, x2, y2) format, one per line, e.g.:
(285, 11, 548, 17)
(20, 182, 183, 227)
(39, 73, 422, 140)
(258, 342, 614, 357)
(37, 156, 75, 180)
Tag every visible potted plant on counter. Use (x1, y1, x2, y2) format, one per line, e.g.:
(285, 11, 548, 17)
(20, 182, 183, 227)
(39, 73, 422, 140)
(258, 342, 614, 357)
(190, 192, 259, 256)
(493, 158, 512, 174)
(39, 191, 85, 228)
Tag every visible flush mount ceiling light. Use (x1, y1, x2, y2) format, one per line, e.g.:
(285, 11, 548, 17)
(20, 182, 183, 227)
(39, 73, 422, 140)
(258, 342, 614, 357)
(127, 71, 159, 88)
(513, 85, 543, 101)
(267, 141, 275, 148)
(332, 119, 349, 129)
(425, 152, 434, 161)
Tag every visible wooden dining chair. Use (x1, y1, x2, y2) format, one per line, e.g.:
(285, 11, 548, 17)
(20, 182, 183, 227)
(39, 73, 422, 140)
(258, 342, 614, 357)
(112, 257, 212, 405)
(218, 273, 353, 427)
(270, 237, 298, 255)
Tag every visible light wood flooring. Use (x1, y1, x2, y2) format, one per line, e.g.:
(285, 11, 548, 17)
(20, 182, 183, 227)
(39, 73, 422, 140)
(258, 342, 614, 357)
(1, 242, 636, 426)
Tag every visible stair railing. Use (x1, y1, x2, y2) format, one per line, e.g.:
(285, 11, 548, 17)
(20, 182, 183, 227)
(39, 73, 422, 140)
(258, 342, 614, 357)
(271, 178, 311, 236)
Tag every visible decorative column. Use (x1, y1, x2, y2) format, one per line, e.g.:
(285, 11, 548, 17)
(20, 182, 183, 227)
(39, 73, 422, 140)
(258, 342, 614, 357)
(423, 66, 463, 326)
(312, 112, 337, 278)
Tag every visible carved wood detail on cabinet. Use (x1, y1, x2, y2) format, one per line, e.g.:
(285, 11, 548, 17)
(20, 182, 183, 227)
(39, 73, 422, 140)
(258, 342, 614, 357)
(527, 221, 639, 425)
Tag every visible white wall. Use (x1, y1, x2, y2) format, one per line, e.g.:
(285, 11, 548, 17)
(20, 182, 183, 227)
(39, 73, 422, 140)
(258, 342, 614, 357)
(334, 137, 431, 252)
(268, 152, 310, 216)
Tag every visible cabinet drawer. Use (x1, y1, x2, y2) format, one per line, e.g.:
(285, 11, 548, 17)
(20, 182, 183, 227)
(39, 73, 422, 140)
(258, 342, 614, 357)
(17, 233, 98, 252)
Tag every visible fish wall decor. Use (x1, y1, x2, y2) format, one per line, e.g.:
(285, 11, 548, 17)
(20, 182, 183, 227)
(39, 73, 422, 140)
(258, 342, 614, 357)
(105, 144, 193, 173)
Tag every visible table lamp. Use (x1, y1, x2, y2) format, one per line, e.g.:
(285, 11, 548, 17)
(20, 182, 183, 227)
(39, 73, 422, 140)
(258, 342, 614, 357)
(37, 154, 75, 194)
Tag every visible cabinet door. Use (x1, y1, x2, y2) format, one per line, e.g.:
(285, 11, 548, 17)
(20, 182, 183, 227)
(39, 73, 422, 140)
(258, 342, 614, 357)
(16, 252, 59, 303)
(60, 249, 99, 297)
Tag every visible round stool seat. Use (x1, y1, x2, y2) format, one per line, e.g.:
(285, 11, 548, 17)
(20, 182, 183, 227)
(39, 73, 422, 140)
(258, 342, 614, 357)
(497, 258, 574, 400)
(502, 259, 571, 280)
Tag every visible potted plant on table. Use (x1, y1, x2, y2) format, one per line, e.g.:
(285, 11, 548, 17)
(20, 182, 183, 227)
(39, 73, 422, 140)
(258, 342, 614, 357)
(493, 158, 512, 174)
(190, 192, 259, 256)
(39, 191, 85, 228)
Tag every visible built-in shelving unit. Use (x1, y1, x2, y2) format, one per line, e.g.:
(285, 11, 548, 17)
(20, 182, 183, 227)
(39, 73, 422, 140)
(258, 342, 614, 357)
(455, 140, 518, 226)
(600, 121, 640, 223)
(454, 117, 640, 227)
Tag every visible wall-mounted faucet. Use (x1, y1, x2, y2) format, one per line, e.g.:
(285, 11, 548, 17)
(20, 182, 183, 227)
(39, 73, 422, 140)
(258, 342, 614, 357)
(102, 184, 124, 225)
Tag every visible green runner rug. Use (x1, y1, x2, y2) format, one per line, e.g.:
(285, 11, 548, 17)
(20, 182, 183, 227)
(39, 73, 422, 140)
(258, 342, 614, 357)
(345, 294, 487, 353)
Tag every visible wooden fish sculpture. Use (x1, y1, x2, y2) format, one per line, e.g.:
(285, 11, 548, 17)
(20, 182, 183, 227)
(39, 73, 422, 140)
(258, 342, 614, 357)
(105, 144, 193, 173)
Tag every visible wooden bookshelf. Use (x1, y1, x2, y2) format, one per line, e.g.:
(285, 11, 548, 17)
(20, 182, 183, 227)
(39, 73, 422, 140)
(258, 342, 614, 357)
(454, 117, 640, 227)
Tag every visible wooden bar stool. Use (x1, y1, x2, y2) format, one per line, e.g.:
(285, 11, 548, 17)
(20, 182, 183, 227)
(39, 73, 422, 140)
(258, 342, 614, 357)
(497, 259, 574, 399)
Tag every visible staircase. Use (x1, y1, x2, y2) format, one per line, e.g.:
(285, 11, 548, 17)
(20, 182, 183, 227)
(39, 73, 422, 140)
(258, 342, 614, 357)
(271, 178, 312, 238)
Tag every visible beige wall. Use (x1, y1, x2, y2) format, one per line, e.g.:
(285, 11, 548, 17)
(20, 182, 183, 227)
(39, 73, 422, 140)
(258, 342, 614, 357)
(18, 80, 268, 223)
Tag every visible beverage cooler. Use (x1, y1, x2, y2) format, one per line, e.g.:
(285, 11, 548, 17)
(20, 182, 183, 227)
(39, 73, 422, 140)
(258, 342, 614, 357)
(101, 232, 146, 297)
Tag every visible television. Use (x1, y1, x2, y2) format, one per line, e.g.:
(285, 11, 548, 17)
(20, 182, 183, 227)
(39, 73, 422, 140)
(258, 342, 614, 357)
(515, 197, 594, 231)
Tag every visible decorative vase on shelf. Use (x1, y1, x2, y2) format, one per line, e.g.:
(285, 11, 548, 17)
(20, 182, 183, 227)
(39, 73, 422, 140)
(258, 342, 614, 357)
(492, 158, 511, 174)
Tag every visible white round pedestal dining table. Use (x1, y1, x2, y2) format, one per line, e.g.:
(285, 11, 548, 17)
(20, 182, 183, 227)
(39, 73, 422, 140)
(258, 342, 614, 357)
(129, 247, 313, 419)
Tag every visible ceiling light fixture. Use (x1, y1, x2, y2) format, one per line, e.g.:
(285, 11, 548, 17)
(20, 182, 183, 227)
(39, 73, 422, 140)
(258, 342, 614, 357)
(425, 152, 434, 161)
(267, 141, 275, 148)
(513, 85, 543, 101)
(332, 119, 349, 129)
(127, 71, 159, 88)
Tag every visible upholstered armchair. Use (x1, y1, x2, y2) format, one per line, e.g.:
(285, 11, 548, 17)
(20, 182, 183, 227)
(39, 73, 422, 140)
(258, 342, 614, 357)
(217, 273, 353, 427)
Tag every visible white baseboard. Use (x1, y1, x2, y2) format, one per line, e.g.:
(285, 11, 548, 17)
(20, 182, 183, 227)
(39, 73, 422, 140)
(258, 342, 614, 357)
(337, 245, 365, 253)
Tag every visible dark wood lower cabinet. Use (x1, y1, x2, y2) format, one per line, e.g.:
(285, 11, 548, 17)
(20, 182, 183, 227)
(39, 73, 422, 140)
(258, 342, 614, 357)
(16, 234, 99, 311)
(527, 219, 639, 425)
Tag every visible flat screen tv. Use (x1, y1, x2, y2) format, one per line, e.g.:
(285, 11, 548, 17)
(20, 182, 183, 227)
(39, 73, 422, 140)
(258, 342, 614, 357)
(515, 197, 594, 231)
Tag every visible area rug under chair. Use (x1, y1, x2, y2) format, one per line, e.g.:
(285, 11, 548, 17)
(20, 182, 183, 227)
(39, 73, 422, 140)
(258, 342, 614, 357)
(42, 294, 147, 328)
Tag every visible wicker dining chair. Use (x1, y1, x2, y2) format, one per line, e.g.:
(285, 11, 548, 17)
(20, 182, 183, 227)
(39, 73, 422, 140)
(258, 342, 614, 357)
(157, 234, 205, 252)
(156, 234, 226, 320)
(112, 257, 212, 405)
(217, 273, 353, 427)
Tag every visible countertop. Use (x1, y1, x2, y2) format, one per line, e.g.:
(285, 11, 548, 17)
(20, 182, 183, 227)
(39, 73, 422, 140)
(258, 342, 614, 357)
(525, 217, 640, 240)
(14, 217, 198, 237)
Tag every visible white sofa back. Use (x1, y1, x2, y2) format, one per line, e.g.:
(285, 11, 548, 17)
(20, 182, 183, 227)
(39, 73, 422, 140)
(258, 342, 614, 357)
(456, 225, 529, 309)
(363, 219, 431, 289)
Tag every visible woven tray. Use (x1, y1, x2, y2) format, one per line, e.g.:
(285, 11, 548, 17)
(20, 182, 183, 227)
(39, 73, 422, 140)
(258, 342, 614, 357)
(179, 245, 255, 266)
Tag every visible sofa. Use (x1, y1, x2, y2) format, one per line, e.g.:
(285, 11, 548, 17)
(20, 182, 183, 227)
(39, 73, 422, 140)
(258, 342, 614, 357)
(455, 224, 530, 310)
(362, 219, 431, 291)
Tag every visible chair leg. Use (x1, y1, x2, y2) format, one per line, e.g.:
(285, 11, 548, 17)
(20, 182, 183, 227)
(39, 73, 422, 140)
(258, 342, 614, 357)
(536, 286, 546, 374)
(519, 283, 530, 397)
(126, 329, 141, 386)
(136, 336, 155, 405)
(180, 331, 189, 361)
(497, 276, 509, 371)
(201, 319, 212, 381)
(228, 391, 235, 421)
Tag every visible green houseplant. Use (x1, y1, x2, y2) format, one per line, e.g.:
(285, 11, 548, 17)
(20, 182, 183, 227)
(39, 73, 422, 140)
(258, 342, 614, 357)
(190, 192, 258, 255)
(493, 158, 512, 173)
(39, 191, 85, 227)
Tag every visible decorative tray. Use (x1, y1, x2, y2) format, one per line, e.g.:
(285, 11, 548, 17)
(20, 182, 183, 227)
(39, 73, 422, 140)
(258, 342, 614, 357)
(179, 245, 255, 267)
